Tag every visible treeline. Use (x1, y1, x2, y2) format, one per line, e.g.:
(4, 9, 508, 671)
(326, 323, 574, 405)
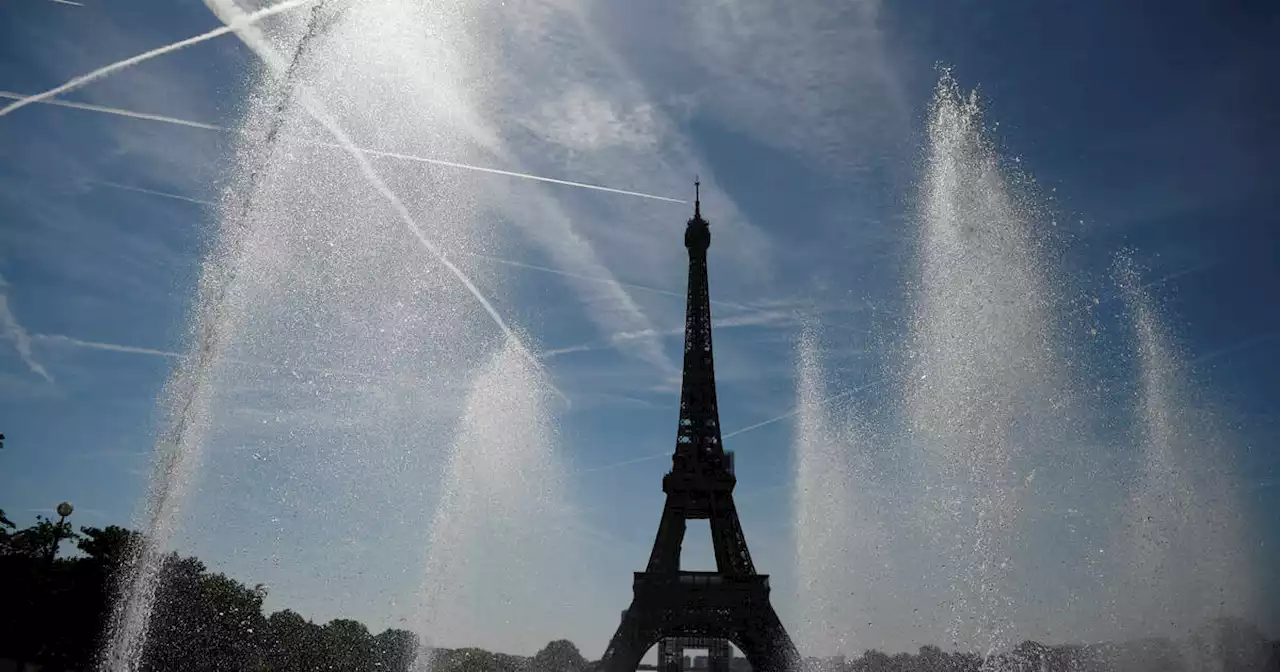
(811, 632, 1280, 672)
(0, 510, 589, 672)
(2, 509, 1276, 671)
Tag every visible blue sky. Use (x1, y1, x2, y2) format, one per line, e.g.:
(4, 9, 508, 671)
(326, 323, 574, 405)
(2, 0, 1278, 661)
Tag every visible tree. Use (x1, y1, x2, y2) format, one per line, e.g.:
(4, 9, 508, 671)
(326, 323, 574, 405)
(140, 550, 262, 670)
(853, 649, 890, 672)
(373, 628, 419, 672)
(0, 514, 78, 560)
(78, 525, 140, 567)
(0, 507, 14, 552)
(261, 609, 326, 672)
(436, 647, 507, 672)
(533, 640, 586, 672)
(322, 618, 375, 671)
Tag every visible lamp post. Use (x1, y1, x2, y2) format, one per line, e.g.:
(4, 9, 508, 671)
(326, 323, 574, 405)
(48, 501, 74, 563)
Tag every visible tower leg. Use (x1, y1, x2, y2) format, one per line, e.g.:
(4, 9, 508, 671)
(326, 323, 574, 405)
(709, 639, 730, 672)
(600, 601, 800, 672)
(600, 605, 659, 672)
(646, 505, 687, 573)
(731, 606, 801, 672)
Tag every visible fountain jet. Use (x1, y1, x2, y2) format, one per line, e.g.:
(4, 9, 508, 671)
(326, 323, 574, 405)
(903, 70, 1066, 655)
(1112, 254, 1255, 642)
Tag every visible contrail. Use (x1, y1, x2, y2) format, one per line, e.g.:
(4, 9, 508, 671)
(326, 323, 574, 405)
(0, 92, 684, 204)
(466, 254, 689, 303)
(465, 253, 750, 309)
(34, 333, 483, 388)
(1191, 330, 1280, 367)
(60, 179, 686, 307)
(47, 0, 85, 6)
(0, 0, 321, 118)
(539, 310, 796, 361)
(36, 334, 181, 359)
(1065, 257, 1221, 320)
(724, 376, 888, 439)
(1, 274, 55, 383)
(0, 91, 223, 130)
(303, 140, 686, 204)
(577, 376, 890, 473)
(85, 179, 214, 206)
(537, 343, 598, 359)
(203, 0, 564, 400)
(578, 451, 668, 473)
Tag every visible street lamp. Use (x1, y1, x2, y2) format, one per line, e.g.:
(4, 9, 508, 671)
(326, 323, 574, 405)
(47, 501, 74, 563)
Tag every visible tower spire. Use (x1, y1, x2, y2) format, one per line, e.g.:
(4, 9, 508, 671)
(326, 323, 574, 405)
(694, 176, 701, 219)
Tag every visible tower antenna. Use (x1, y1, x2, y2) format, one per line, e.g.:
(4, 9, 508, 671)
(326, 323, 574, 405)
(694, 176, 701, 219)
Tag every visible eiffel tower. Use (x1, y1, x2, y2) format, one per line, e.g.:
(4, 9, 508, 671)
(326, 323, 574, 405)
(598, 182, 800, 672)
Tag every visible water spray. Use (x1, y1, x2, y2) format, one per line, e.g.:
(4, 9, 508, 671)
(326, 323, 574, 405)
(202, 0, 563, 399)
(98, 7, 341, 670)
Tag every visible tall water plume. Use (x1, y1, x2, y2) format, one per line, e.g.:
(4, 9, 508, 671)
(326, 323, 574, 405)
(903, 72, 1065, 654)
(1111, 256, 1254, 642)
(98, 17, 320, 666)
(102, 0, 582, 668)
(792, 327, 892, 656)
(98, 213, 243, 672)
(413, 338, 585, 664)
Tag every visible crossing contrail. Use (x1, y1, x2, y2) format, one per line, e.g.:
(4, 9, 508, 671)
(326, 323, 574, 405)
(0, 91, 684, 204)
(84, 179, 215, 206)
(34, 333, 479, 386)
(0, 91, 223, 130)
(203, 0, 569, 401)
(577, 376, 891, 473)
(64, 179, 690, 311)
(723, 376, 889, 439)
(36, 334, 182, 359)
(1191, 330, 1280, 367)
(303, 140, 686, 203)
(0, 0, 321, 117)
(465, 253, 707, 305)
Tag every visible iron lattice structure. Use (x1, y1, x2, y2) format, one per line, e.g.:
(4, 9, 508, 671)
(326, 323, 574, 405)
(659, 637, 732, 672)
(598, 185, 800, 672)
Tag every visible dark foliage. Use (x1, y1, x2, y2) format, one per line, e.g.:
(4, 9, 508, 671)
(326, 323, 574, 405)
(0, 518, 420, 672)
(0, 512, 1276, 672)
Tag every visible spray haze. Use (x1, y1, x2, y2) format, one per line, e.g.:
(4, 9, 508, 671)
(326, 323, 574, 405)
(415, 338, 587, 659)
(792, 327, 893, 656)
(1111, 255, 1255, 642)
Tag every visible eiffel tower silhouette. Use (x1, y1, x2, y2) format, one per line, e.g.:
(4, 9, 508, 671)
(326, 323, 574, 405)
(598, 182, 800, 672)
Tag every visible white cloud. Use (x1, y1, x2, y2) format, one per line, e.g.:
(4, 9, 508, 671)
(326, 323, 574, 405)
(520, 85, 658, 152)
(451, 0, 788, 378)
(684, 0, 909, 169)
